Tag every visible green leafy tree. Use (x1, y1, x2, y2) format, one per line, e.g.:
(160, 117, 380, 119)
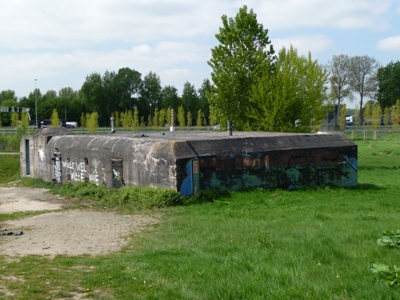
(114, 67, 142, 111)
(196, 109, 205, 129)
(376, 61, 400, 109)
(383, 107, 390, 126)
(159, 108, 167, 127)
(80, 113, 86, 128)
(371, 103, 381, 131)
(113, 111, 120, 128)
(0, 90, 17, 102)
(208, 5, 275, 130)
(197, 79, 212, 125)
(166, 107, 173, 127)
(21, 112, 29, 129)
(140, 116, 145, 127)
(50, 108, 60, 127)
(0, 99, 19, 126)
(81, 72, 106, 119)
(181, 81, 198, 125)
(363, 101, 373, 125)
(140, 71, 162, 124)
(152, 108, 159, 128)
(161, 86, 180, 111)
(177, 105, 185, 128)
(248, 46, 329, 132)
(132, 107, 140, 131)
(186, 111, 192, 127)
(58, 87, 83, 122)
(392, 100, 400, 130)
(86, 112, 99, 133)
(11, 112, 19, 127)
(120, 110, 133, 130)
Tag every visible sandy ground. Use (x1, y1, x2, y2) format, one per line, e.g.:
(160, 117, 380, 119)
(0, 186, 158, 257)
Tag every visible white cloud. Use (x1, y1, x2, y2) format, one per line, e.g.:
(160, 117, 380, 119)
(377, 36, 400, 51)
(256, 0, 392, 30)
(0, 0, 397, 98)
(0, 0, 392, 52)
(272, 35, 334, 57)
(0, 1, 230, 51)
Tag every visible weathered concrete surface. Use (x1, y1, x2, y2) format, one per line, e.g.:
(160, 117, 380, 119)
(20, 129, 358, 195)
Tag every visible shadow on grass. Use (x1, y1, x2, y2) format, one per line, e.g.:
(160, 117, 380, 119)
(350, 183, 384, 191)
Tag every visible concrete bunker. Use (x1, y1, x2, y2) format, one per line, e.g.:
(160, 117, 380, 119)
(20, 129, 358, 196)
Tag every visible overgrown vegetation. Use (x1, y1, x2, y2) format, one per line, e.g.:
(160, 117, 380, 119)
(0, 154, 20, 183)
(1, 134, 400, 298)
(0, 127, 29, 152)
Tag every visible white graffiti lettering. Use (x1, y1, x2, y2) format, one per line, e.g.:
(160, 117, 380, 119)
(89, 169, 99, 185)
(38, 149, 45, 162)
(62, 160, 87, 182)
(54, 156, 62, 183)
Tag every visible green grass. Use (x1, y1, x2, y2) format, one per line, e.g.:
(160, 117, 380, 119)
(0, 154, 20, 183)
(1, 133, 400, 299)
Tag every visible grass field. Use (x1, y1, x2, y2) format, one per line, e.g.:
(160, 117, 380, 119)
(1, 133, 400, 299)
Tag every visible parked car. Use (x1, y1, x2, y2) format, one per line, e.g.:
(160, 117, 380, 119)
(41, 119, 64, 128)
(65, 121, 78, 128)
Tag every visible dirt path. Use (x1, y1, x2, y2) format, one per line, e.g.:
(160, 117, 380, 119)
(0, 186, 158, 257)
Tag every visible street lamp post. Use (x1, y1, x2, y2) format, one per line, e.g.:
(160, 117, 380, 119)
(35, 79, 38, 128)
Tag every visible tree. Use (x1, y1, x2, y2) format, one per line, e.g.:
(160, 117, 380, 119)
(328, 54, 352, 109)
(50, 108, 60, 127)
(197, 79, 212, 124)
(376, 61, 400, 109)
(58, 87, 81, 121)
(114, 67, 142, 110)
(81, 72, 106, 122)
(349, 55, 379, 124)
(0, 99, 19, 126)
(208, 5, 275, 130)
(371, 103, 381, 140)
(140, 71, 162, 124)
(248, 46, 330, 132)
(21, 111, 29, 129)
(132, 106, 140, 130)
(181, 82, 198, 126)
(158, 108, 167, 127)
(86, 112, 99, 133)
(196, 109, 205, 128)
(0, 90, 17, 102)
(177, 105, 185, 127)
(392, 100, 400, 131)
(11, 112, 19, 127)
(339, 104, 347, 131)
(161, 85, 180, 111)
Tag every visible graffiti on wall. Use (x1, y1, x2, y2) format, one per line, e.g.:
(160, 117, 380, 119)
(61, 159, 99, 184)
(38, 148, 45, 162)
(179, 148, 358, 196)
(53, 153, 62, 184)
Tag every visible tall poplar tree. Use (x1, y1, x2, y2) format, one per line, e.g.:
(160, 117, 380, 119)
(208, 5, 275, 130)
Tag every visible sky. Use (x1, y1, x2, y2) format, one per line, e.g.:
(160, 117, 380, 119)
(1, 0, 399, 107)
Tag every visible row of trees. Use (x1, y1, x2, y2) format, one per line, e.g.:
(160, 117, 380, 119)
(0, 75, 211, 128)
(327, 55, 400, 124)
(1, 5, 399, 131)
